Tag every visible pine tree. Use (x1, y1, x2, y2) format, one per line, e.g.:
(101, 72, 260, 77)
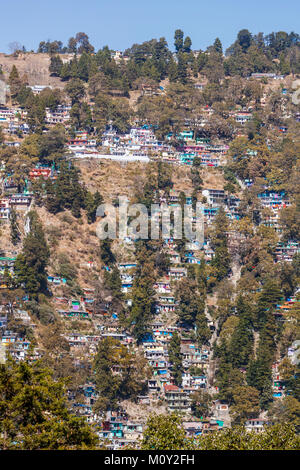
(49, 55, 63, 76)
(247, 310, 276, 410)
(255, 279, 283, 328)
(9, 208, 20, 245)
(104, 266, 123, 301)
(8, 65, 22, 99)
(168, 58, 178, 82)
(85, 190, 103, 223)
(100, 239, 115, 266)
(213, 38, 223, 54)
(177, 52, 188, 84)
(196, 311, 211, 346)
(247, 358, 273, 410)
(176, 277, 206, 329)
(44, 162, 86, 216)
(14, 211, 50, 296)
(130, 243, 156, 343)
(168, 332, 183, 386)
(0, 359, 98, 449)
(183, 36, 192, 53)
(77, 52, 91, 81)
(229, 296, 254, 368)
(93, 338, 148, 411)
(210, 207, 231, 282)
(93, 337, 120, 410)
(174, 29, 184, 52)
(130, 271, 155, 343)
(196, 259, 207, 296)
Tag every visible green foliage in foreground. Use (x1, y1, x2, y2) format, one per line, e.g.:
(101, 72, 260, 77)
(1, 359, 299, 450)
(198, 424, 300, 450)
(141, 414, 194, 450)
(0, 359, 98, 450)
(141, 413, 300, 450)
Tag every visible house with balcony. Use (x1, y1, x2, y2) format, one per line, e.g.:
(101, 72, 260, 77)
(245, 419, 273, 433)
(153, 278, 172, 294)
(258, 190, 288, 209)
(164, 384, 191, 413)
(235, 112, 252, 124)
(0, 198, 10, 220)
(58, 310, 90, 319)
(182, 373, 207, 389)
(168, 267, 187, 280)
(47, 275, 67, 285)
(118, 262, 137, 271)
(29, 167, 53, 180)
(183, 421, 204, 437)
(275, 241, 299, 262)
(202, 189, 225, 206)
(9, 194, 32, 211)
(0, 315, 7, 329)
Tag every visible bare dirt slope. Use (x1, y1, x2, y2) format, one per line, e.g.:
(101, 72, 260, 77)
(78, 160, 226, 202)
(0, 53, 67, 87)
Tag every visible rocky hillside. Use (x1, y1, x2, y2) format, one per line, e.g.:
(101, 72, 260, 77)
(0, 52, 70, 87)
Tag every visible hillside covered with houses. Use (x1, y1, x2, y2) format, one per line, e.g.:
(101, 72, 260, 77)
(0, 26, 299, 450)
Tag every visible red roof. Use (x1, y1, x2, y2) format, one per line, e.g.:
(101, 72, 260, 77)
(164, 384, 179, 392)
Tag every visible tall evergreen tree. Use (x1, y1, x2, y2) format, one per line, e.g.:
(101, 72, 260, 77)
(177, 52, 188, 84)
(168, 332, 183, 386)
(174, 29, 184, 52)
(14, 211, 50, 296)
(229, 296, 254, 368)
(0, 359, 98, 450)
(210, 207, 231, 282)
(213, 37, 223, 54)
(9, 208, 20, 245)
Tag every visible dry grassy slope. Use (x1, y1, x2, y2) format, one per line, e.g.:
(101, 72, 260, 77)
(78, 160, 148, 201)
(128, 77, 170, 110)
(121, 399, 168, 423)
(77, 160, 226, 201)
(263, 75, 295, 93)
(33, 161, 226, 287)
(0, 220, 19, 255)
(128, 90, 142, 111)
(0, 52, 67, 87)
(0, 159, 227, 303)
(34, 205, 101, 288)
(0, 203, 102, 288)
